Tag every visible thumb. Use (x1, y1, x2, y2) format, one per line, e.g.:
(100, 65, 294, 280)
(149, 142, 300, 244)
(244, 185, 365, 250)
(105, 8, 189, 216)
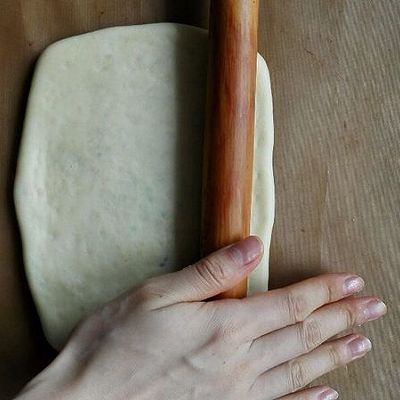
(142, 236, 263, 306)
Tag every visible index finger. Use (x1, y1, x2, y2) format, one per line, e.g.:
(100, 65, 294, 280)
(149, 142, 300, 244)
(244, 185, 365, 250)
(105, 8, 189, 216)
(237, 273, 365, 340)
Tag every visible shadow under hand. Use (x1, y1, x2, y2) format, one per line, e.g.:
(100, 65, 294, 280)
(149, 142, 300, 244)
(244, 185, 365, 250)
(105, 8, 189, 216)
(171, 26, 209, 268)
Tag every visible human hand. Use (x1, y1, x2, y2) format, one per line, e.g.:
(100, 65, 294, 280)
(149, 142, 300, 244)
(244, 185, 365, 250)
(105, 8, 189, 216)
(16, 237, 386, 400)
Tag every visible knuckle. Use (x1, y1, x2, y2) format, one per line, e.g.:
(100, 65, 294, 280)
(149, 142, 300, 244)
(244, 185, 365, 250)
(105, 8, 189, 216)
(215, 318, 241, 343)
(195, 258, 229, 288)
(234, 359, 252, 378)
(287, 359, 308, 392)
(284, 291, 309, 323)
(340, 303, 357, 327)
(136, 284, 154, 303)
(324, 279, 336, 303)
(135, 280, 164, 305)
(327, 343, 345, 367)
(299, 318, 323, 351)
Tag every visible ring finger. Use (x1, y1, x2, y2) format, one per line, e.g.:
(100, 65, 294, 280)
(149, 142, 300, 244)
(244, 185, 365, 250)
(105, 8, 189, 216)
(250, 334, 371, 400)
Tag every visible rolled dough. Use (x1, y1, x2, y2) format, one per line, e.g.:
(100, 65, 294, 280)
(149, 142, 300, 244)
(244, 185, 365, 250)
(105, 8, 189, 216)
(14, 23, 274, 350)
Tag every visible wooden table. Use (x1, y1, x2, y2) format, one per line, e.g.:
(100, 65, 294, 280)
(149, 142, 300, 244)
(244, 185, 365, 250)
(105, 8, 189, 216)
(1, 1, 398, 398)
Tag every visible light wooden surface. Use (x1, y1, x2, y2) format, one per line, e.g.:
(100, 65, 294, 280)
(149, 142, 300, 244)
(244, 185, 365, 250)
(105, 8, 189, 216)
(262, 2, 399, 398)
(0, 1, 399, 398)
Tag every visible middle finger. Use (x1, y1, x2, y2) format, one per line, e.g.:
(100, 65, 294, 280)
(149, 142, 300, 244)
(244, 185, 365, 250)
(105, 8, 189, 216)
(237, 273, 365, 340)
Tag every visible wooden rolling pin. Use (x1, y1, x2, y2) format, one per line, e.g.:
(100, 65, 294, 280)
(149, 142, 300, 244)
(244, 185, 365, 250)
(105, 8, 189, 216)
(201, 0, 259, 299)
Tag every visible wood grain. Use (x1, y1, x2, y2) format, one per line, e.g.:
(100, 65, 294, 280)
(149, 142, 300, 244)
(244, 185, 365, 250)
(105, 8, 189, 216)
(201, 0, 259, 298)
(261, 1, 400, 398)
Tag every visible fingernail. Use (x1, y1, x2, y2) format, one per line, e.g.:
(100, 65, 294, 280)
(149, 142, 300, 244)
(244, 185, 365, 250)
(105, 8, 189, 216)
(319, 388, 339, 400)
(348, 336, 372, 359)
(230, 236, 263, 265)
(343, 276, 364, 294)
(363, 299, 387, 321)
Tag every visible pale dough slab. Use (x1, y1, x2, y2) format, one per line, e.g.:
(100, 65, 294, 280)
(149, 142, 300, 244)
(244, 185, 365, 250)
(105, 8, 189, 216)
(14, 23, 274, 350)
